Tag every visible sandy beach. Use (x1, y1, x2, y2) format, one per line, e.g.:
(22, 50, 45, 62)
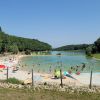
(0, 54, 100, 87)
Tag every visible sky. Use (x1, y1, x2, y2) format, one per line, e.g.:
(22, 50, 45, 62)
(0, 0, 100, 48)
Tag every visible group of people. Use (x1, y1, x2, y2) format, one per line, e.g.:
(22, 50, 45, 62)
(68, 63, 86, 75)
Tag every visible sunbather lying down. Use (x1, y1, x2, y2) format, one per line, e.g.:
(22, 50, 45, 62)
(52, 70, 76, 80)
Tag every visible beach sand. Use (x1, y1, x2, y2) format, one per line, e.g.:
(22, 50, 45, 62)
(72, 73, 100, 86)
(0, 54, 100, 87)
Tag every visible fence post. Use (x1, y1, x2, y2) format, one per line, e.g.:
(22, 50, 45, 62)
(7, 67, 8, 80)
(32, 69, 34, 86)
(89, 70, 92, 89)
(60, 69, 63, 88)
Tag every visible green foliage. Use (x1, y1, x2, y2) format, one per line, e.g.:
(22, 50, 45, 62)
(94, 37, 100, 52)
(54, 44, 89, 51)
(93, 53, 100, 59)
(54, 37, 100, 56)
(0, 31, 52, 53)
(8, 44, 19, 54)
(0, 87, 100, 100)
(6, 78, 22, 84)
(85, 37, 100, 56)
(25, 49, 31, 55)
(0, 35, 10, 53)
(85, 46, 92, 56)
(0, 26, 2, 32)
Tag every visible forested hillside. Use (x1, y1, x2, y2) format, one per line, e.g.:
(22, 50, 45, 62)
(54, 37, 100, 56)
(0, 28, 52, 54)
(54, 44, 89, 51)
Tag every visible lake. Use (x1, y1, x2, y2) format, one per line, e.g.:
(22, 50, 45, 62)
(20, 51, 100, 73)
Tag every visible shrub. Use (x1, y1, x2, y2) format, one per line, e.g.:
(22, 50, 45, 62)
(86, 46, 92, 56)
(25, 50, 31, 55)
(6, 78, 22, 84)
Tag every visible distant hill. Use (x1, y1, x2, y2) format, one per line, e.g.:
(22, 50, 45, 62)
(54, 44, 89, 51)
(0, 28, 52, 54)
(54, 37, 100, 56)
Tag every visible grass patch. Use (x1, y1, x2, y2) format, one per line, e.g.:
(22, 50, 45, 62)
(0, 88, 100, 100)
(92, 53, 100, 59)
(5, 78, 22, 84)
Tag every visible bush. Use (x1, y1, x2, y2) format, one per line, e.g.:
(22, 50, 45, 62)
(8, 45, 19, 54)
(25, 50, 31, 55)
(86, 46, 92, 56)
(6, 78, 22, 84)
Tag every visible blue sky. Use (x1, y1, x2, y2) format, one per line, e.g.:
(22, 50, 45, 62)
(0, 0, 100, 48)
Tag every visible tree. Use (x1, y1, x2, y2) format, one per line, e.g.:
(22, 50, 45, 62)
(1, 40, 8, 53)
(1, 35, 10, 53)
(94, 37, 100, 52)
(25, 50, 31, 55)
(54, 44, 89, 51)
(8, 44, 19, 54)
(0, 31, 52, 54)
(86, 46, 92, 56)
(91, 45, 97, 54)
(0, 26, 2, 32)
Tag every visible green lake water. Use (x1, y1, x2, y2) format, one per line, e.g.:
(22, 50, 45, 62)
(20, 51, 100, 73)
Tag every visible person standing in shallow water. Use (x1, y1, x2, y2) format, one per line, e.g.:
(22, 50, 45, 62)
(82, 63, 86, 71)
(49, 66, 52, 73)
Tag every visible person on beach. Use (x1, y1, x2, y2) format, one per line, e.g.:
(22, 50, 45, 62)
(28, 71, 31, 74)
(54, 69, 58, 78)
(12, 66, 17, 73)
(22, 65, 24, 67)
(76, 68, 78, 72)
(82, 63, 86, 71)
(76, 71, 80, 75)
(71, 66, 73, 70)
(38, 64, 40, 66)
(49, 66, 52, 73)
(25, 64, 27, 66)
(76, 65, 79, 68)
(68, 70, 72, 74)
(38, 69, 40, 73)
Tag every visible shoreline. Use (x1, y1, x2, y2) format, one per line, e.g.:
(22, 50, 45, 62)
(92, 53, 100, 60)
(92, 57, 100, 61)
(0, 54, 100, 87)
(0, 54, 83, 86)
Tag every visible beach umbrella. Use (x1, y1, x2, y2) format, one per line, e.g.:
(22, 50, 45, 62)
(0, 65, 6, 69)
